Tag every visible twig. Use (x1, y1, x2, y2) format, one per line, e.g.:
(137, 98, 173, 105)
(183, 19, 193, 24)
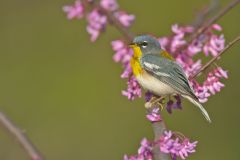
(100, 9, 134, 42)
(192, 0, 220, 28)
(0, 112, 44, 160)
(191, 36, 240, 79)
(190, 0, 240, 43)
(174, 0, 240, 55)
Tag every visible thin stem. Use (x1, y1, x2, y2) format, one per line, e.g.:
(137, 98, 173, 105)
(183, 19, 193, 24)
(190, 0, 240, 43)
(174, 0, 240, 55)
(0, 112, 44, 160)
(192, 0, 220, 28)
(100, 9, 134, 42)
(191, 36, 240, 79)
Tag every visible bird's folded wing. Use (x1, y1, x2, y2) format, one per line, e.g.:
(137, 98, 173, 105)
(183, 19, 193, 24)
(140, 54, 197, 99)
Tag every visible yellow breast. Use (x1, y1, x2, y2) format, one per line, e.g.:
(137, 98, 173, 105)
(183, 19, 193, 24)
(130, 46, 143, 76)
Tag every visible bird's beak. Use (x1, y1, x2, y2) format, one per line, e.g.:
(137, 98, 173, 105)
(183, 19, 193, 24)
(129, 42, 137, 48)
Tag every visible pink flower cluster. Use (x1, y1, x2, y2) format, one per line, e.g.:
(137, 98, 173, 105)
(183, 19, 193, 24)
(160, 131, 197, 160)
(146, 107, 162, 122)
(203, 67, 227, 95)
(124, 138, 153, 160)
(122, 77, 142, 100)
(63, 0, 135, 41)
(63, 0, 84, 19)
(87, 9, 107, 41)
(159, 24, 227, 103)
(111, 40, 142, 100)
(124, 131, 197, 160)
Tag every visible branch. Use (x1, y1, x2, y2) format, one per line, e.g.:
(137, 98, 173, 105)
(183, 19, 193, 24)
(0, 112, 44, 160)
(192, 0, 220, 28)
(145, 103, 170, 160)
(190, 0, 240, 42)
(191, 36, 240, 79)
(152, 121, 169, 160)
(173, 0, 240, 55)
(100, 9, 134, 42)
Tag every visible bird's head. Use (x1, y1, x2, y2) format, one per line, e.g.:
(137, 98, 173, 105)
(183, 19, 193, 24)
(129, 35, 162, 56)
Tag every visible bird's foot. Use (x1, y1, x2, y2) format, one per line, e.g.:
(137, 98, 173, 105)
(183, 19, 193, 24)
(157, 102, 164, 111)
(145, 96, 166, 109)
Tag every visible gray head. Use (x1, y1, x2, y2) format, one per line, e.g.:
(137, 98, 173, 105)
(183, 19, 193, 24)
(131, 35, 162, 55)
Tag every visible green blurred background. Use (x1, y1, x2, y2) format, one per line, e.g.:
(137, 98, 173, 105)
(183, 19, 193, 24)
(0, 0, 239, 159)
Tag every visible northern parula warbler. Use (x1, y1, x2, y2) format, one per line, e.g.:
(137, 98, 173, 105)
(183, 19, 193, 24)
(129, 35, 211, 123)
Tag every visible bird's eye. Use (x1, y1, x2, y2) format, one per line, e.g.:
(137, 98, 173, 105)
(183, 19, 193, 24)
(141, 41, 148, 48)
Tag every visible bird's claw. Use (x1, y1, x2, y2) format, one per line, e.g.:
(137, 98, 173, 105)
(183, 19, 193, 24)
(145, 96, 166, 110)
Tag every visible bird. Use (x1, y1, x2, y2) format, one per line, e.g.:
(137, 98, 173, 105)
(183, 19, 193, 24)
(129, 35, 211, 123)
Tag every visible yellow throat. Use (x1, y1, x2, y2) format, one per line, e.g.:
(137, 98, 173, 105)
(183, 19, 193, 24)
(130, 45, 143, 77)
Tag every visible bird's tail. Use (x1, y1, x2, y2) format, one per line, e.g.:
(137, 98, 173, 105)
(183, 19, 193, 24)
(183, 95, 211, 123)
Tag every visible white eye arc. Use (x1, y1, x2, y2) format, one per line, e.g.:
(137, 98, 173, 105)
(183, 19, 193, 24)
(142, 41, 148, 48)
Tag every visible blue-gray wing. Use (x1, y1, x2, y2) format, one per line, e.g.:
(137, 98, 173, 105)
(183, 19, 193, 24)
(140, 54, 197, 99)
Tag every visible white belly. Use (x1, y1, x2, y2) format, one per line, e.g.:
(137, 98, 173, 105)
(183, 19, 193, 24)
(136, 72, 175, 96)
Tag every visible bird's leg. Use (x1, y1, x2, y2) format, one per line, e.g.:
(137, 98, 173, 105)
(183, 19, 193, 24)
(157, 103, 164, 111)
(152, 96, 166, 105)
(156, 96, 167, 111)
(145, 96, 166, 109)
(145, 96, 157, 109)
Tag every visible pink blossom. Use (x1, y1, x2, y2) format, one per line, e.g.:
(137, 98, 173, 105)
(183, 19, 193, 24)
(112, 40, 133, 65)
(86, 9, 107, 41)
(86, 26, 100, 42)
(175, 54, 194, 71)
(145, 91, 153, 102)
(124, 138, 153, 160)
(204, 73, 225, 95)
(138, 138, 153, 158)
(146, 108, 162, 122)
(122, 77, 142, 100)
(166, 100, 174, 114)
(185, 60, 202, 77)
(173, 95, 182, 109)
(112, 39, 125, 51)
(214, 67, 228, 79)
(121, 63, 132, 78)
(63, 0, 84, 20)
(112, 39, 141, 100)
(100, 0, 119, 11)
(203, 34, 225, 56)
(114, 11, 135, 27)
(158, 37, 169, 50)
(212, 24, 222, 31)
(191, 81, 210, 103)
(171, 24, 194, 34)
(166, 95, 182, 114)
(160, 131, 197, 159)
(187, 40, 202, 57)
(170, 33, 186, 53)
